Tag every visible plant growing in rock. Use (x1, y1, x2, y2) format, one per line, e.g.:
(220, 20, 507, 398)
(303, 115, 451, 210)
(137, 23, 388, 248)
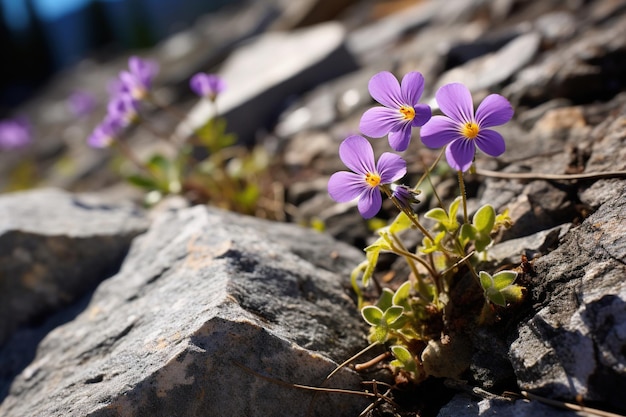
(328, 71, 525, 384)
(88, 56, 277, 217)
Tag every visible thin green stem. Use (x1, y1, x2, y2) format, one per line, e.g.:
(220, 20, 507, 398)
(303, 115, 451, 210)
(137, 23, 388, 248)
(381, 185, 434, 242)
(390, 234, 430, 301)
(419, 150, 446, 209)
(387, 240, 439, 283)
(457, 170, 469, 224)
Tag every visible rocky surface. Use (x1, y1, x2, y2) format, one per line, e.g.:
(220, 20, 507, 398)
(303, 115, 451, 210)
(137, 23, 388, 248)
(0, 203, 368, 417)
(0, 188, 148, 346)
(1, 0, 626, 416)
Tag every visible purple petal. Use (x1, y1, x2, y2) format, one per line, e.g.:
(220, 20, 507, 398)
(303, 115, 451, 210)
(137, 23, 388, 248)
(377, 152, 407, 183)
(338, 135, 376, 175)
(360, 107, 403, 138)
(358, 187, 382, 219)
(401, 72, 425, 106)
(420, 116, 463, 148)
(475, 94, 514, 128)
(411, 103, 432, 127)
(445, 139, 475, 172)
(129, 56, 158, 86)
(388, 123, 413, 152)
(475, 129, 506, 156)
(436, 83, 474, 124)
(368, 71, 403, 108)
(328, 171, 367, 203)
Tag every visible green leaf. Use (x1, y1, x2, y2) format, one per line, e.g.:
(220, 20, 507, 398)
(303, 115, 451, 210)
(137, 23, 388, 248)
(387, 315, 408, 330)
(391, 345, 413, 364)
(361, 244, 382, 287)
(473, 204, 496, 234)
(371, 326, 389, 344)
(488, 291, 507, 307)
(392, 281, 412, 308)
(479, 271, 493, 291)
(501, 284, 525, 303)
(474, 233, 492, 253)
(458, 223, 476, 249)
(389, 211, 413, 234)
(448, 196, 461, 222)
(382, 306, 404, 325)
(424, 208, 448, 224)
(480, 270, 524, 306)
(377, 288, 394, 311)
(361, 306, 383, 326)
(492, 270, 518, 290)
(390, 345, 418, 373)
(126, 174, 159, 190)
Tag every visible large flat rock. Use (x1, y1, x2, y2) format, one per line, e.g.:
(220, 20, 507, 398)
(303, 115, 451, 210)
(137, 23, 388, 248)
(0, 204, 369, 417)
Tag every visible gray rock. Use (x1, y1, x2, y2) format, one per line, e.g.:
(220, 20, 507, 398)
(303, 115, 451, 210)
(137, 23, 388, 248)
(504, 13, 626, 105)
(437, 394, 579, 417)
(0, 205, 369, 417)
(509, 190, 626, 411)
(0, 188, 148, 346)
(579, 101, 626, 208)
(183, 22, 359, 145)
(435, 31, 541, 94)
(488, 224, 571, 265)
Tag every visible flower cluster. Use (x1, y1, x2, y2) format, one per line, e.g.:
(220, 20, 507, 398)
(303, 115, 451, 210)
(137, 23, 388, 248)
(88, 56, 159, 149)
(329, 72, 513, 218)
(328, 71, 520, 385)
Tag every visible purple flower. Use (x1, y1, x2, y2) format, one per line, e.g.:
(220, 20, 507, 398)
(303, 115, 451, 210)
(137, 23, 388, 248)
(190, 73, 226, 101)
(359, 71, 432, 152)
(420, 83, 513, 172)
(118, 56, 159, 100)
(392, 185, 420, 209)
(107, 94, 139, 125)
(67, 90, 97, 117)
(0, 117, 31, 150)
(88, 117, 123, 148)
(328, 135, 406, 219)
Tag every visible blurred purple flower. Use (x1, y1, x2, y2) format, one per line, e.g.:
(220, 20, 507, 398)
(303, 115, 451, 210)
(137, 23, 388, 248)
(107, 94, 139, 125)
(420, 83, 513, 172)
(88, 117, 123, 148)
(118, 56, 159, 100)
(68, 90, 97, 118)
(359, 71, 432, 152)
(328, 135, 406, 219)
(0, 117, 32, 150)
(190, 73, 226, 101)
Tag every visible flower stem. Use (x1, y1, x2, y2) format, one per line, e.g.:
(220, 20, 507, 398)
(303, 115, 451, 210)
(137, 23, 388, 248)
(457, 170, 468, 224)
(381, 185, 434, 242)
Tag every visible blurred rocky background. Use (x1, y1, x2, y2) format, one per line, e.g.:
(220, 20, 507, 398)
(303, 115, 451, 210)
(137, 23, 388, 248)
(1, 0, 626, 416)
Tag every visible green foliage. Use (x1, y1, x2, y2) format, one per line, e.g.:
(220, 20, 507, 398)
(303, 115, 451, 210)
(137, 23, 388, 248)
(353, 185, 523, 382)
(479, 270, 525, 306)
(424, 196, 461, 233)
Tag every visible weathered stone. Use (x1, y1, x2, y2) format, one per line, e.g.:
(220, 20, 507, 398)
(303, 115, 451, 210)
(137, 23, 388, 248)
(579, 105, 626, 207)
(437, 393, 581, 417)
(504, 13, 626, 106)
(435, 32, 541, 94)
(0, 205, 369, 417)
(0, 188, 148, 346)
(509, 190, 626, 412)
(183, 22, 359, 145)
(488, 224, 571, 265)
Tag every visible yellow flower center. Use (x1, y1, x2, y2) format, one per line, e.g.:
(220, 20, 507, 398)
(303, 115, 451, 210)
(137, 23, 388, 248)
(399, 105, 415, 121)
(365, 172, 381, 187)
(461, 121, 480, 139)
